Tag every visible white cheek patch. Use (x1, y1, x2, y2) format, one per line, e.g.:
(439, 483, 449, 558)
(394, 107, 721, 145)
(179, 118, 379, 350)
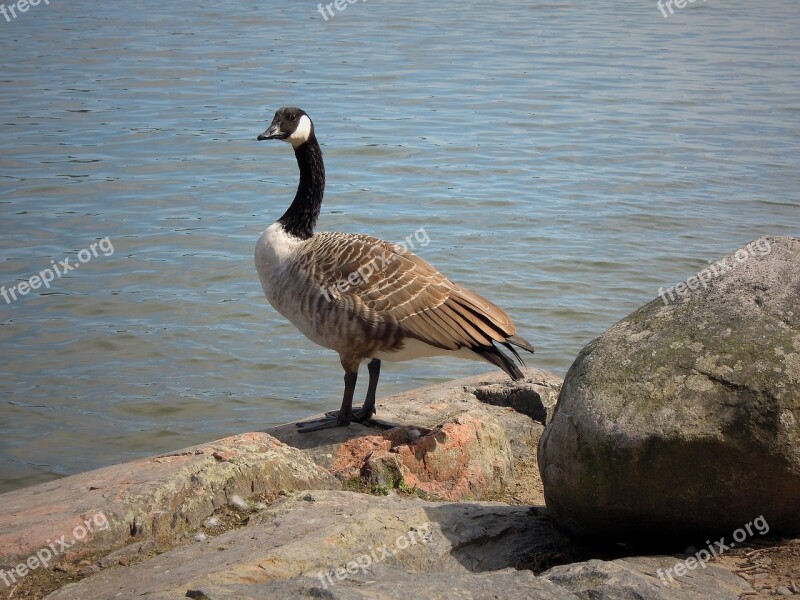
(288, 115, 312, 147)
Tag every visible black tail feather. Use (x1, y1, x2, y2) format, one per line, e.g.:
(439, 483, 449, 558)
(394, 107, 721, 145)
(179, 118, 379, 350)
(472, 344, 525, 381)
(472, 333, 535, 381)
(500, 341, 525, 367)
(506, 334, 535, 354)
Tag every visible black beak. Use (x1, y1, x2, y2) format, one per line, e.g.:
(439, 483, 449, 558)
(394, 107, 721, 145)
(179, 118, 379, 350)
(257, 123, 283, 141)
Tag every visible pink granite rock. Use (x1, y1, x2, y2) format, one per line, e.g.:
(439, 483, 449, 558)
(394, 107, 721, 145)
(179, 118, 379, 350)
(0, 432, 338, 568)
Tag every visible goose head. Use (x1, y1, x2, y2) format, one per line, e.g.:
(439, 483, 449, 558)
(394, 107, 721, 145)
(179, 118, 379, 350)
(258, 107, 314, 148)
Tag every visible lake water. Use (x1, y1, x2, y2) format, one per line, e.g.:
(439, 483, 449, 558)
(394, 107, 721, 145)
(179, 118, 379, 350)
(0, 0, 798, 493)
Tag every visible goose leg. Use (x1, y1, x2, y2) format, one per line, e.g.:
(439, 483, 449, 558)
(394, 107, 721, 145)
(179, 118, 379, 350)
(352, 358, 380, 421)
(296, 370, 358, 433)
(322, 359, 379, 420)
(353, 358, 401, 429)
(354, 359, 400, 429)
(297, 358, 398, 433)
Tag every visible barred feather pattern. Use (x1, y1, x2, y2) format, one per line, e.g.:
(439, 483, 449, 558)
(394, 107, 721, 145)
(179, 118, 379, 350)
(255, 223, 524, 366)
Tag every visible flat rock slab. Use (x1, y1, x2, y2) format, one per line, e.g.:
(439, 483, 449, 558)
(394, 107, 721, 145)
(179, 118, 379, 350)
(0, 433, 338, 568)
(541, 556, 751, 600)
(44, 490, 750, 600)
(266, 368, 562, 468)
(181, 557, 750, 600)
(45, 489, 566, 598)
(265, 368, 562, 501)
(184, 566, 571, 600)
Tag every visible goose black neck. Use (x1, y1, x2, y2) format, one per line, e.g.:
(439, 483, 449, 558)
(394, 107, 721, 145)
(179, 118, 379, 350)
(279, 136, 324, 240)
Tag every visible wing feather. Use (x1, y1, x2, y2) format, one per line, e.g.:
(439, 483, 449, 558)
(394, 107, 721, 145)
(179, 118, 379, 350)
(298, 232, 517, 352)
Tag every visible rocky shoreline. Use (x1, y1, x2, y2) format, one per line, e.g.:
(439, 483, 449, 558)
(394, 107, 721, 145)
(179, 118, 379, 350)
(0, 370, 759, 600)
(1, 236, 798, 599)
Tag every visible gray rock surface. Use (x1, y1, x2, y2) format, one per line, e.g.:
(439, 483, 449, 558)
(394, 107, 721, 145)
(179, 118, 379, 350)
(539, 236, 800, 541)
(181, 567, 574, 600)
(141, 558, 751, 600)
(45, 489, 567, 598)
(541, 556, 751, 600)
(43, 489, 750, 600)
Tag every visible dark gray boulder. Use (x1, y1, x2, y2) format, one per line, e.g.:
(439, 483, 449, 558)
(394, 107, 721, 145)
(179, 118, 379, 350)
(539, 236, 800, 541)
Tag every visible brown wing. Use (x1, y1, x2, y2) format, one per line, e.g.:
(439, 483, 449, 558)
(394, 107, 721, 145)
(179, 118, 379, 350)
(300, 232, 517, 351)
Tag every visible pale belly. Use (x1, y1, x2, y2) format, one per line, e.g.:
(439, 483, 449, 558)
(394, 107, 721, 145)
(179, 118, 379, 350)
(254, 224, 332, 349)
(257, 266, 339, 351)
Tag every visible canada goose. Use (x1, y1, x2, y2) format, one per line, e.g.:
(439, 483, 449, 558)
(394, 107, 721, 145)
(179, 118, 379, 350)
(255, 107, 535, 432)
